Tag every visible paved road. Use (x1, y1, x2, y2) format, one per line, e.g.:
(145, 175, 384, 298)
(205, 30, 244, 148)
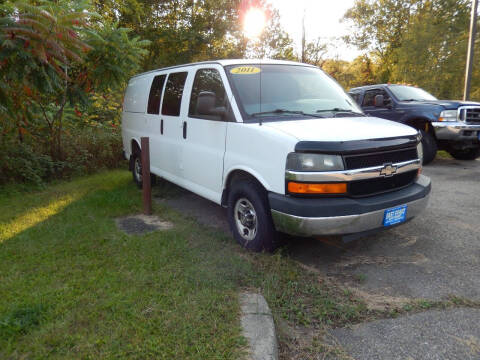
(331, 308, 480, 360)
(155, 156, 480, 359)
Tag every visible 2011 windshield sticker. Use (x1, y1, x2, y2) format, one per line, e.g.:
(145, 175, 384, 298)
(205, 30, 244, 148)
(230, 66, 261, 74)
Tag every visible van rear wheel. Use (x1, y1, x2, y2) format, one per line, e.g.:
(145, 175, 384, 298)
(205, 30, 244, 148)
(131, 151, 156, 189)
(227, 179, 277, 252)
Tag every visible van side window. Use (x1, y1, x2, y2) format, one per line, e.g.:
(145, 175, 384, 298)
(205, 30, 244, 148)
(189, 69, 227, 121)
(362, 89, 391, 107)
(161, 72, 188, 116)
(147, 74, 166, 114)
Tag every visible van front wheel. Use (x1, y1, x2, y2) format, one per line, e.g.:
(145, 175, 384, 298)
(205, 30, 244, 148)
(227, 180, 277, 252)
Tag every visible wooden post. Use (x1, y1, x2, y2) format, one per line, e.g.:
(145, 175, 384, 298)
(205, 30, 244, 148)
(141, 137, 152, 215)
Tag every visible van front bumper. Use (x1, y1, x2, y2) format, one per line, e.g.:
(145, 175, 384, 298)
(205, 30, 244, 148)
(269, 175, 431, 237)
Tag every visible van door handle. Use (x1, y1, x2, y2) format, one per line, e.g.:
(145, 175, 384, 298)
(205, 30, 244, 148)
(182, 121, 187, 139)
(160, 119, 163, 134)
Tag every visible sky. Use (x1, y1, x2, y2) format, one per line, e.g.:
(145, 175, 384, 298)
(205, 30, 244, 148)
(267, 0, 362, 61)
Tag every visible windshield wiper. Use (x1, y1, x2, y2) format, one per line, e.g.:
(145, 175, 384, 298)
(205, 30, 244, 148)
(251, 109, 324, 118)
(402, 99, 423, 102)
(316, 108, 366, 117)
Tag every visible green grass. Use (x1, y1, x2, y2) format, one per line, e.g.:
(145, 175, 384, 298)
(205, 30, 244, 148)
(436, 150, 453, 159)
(0, 170, 370, 359)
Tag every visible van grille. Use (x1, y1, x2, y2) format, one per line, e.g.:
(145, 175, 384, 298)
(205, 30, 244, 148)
(349, 170, 418, 197)
(344, 147, 418, 170)
(460, 107, 480, 124)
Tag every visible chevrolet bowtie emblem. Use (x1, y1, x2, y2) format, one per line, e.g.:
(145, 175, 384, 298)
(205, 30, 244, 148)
(380, 164, 397, 177)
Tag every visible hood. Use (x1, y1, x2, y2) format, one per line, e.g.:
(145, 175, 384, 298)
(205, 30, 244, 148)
(263, 116, 417, 142)
(400, 100, 480, 109)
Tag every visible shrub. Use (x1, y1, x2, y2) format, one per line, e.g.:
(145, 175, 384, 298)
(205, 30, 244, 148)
(0, 141, 57, 186)
(0, 126, 125, 186)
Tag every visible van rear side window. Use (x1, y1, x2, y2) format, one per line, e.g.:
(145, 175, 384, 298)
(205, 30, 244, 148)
(162, 72, 188, 116)
(147, 74, 166, 114)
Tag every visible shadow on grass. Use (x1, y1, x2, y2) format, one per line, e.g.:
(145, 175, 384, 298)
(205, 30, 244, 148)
(0, 304, 46, 341)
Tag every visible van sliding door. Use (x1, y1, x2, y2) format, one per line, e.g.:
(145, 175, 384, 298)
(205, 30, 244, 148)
(180, 66, 230, 203)
(157, 71, 188, 181)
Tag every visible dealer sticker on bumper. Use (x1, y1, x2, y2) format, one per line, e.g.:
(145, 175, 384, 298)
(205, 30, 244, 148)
(383, 205, 407, 227)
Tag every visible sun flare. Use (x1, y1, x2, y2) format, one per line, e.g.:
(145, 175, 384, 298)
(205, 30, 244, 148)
(243, 7, 266, 39)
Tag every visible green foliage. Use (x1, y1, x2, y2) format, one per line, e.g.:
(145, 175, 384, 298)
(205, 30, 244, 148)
(322, 55, 380, 90)
(0, 0, 149, 185)
(0, 126, 123, 186)
(93, 0, 248, 69)
(82, 23, 150, 92)
(0, 0, 92, 118)
(0, 141, 57, 186)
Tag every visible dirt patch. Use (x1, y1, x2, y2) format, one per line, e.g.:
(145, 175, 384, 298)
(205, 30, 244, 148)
(115, 214, 173, 235)
(295, 260, 411, 312)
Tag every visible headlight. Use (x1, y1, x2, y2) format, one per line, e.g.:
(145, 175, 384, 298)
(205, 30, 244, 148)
(438, 110, 457, 122)
(416, 142, 423, 163)
(286, 153, 344, 172)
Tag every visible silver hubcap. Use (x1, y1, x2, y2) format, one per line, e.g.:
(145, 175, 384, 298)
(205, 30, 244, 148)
(234, 198, 257, 241)
(134, 157, 142, 182)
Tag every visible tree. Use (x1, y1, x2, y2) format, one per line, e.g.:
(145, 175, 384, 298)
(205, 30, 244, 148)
(0, 0, 149, 160)
(343, 0, 480, 99)
(390, 0, 471, 99)
(303, 37, 328, 66)
(93, 0, 249, 70)
(245, 3, 296, 60)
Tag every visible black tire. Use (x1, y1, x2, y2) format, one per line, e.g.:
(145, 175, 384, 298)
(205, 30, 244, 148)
(227, 179, 277, 252)
(448, 147, 480, 160)
(131, 151, 156, 189)
(420, 129, 437, 165)
(131, 151, 143, 188)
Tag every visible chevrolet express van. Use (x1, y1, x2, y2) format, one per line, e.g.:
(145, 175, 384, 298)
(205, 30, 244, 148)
(122, 60, 431, 252)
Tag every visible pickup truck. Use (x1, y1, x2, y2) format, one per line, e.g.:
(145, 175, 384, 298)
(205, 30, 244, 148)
(348, 84, 480, 164)
(122, 60, 430, 252)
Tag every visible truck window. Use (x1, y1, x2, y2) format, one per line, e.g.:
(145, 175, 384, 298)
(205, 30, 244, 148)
(362, 89, 391, 107)
(349, 92, 361, 105)
(189, 69, 227, 121)
(161, 72, 188, 116)
(147, 74, 166, 114)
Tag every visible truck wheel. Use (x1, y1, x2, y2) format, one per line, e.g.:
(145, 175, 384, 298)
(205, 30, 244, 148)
(448, 148, 480, 160)
(420, 129, 437, 164)
(227, 179, 277, 252)
(131, 151, 156, 189)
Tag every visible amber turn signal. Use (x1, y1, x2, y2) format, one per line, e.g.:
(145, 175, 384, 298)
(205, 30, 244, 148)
(288, 182, 347, 194)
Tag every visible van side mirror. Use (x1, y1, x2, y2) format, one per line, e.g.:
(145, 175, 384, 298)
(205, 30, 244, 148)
(374, 94, 384, 107)
(196, 91, 226, 118)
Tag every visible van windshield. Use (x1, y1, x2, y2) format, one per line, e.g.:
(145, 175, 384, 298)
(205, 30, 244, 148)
(225, 64, 363, 121)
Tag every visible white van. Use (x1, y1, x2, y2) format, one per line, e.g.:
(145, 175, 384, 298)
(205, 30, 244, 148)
(122, 59, 431, 252)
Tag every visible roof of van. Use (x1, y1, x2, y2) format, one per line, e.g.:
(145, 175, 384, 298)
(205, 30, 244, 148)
(131, 59, 315, 79)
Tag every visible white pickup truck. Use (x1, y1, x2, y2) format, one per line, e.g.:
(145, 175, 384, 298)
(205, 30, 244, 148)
(122, 59, 431, 252)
